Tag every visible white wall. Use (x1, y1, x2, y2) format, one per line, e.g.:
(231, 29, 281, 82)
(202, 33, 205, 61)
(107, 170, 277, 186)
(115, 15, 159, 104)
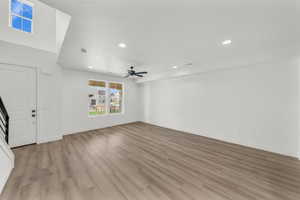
(0, 142, 13, 194)
(141, 58, 300, 158)
(61, 69, 142, 135)
(0, 0, 57, 53)
(0, 0, 70, 143)
(56, 10, 71, 54)
(0, 40, 63, 143)
(299, 57, 300, 159)
(0, 131, 14, 194)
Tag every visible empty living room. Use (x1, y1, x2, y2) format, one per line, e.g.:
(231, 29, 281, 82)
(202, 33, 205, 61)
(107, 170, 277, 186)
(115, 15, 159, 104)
(0, 0, 300, 199)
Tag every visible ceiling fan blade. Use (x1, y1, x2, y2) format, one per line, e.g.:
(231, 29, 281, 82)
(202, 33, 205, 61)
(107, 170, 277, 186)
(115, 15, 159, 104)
(124, 74, 130, 78)
(135, 72, 148, 75)
(135, 74, 144, 77)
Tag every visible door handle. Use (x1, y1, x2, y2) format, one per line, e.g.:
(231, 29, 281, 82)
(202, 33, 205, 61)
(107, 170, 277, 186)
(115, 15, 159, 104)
(32, 114, 36, 117)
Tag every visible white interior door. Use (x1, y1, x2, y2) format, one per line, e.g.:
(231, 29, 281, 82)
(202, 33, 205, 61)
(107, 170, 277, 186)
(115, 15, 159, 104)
(0, 63, 37, 147)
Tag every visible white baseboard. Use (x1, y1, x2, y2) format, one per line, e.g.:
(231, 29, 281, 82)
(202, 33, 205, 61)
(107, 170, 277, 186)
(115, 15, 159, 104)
(63, 121, 140, 136)
(37, 135, 62, 144)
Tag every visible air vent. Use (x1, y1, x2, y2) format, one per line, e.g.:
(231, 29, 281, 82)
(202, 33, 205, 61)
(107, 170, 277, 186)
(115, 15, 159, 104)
(81, 48, 87, 53)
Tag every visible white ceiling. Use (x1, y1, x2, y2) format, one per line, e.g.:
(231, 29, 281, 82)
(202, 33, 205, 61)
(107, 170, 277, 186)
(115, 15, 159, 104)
(41, 0, 300, 81)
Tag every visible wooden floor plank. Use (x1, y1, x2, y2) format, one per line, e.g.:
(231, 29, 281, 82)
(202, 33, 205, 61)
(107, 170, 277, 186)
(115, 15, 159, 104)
(1, 122, 300, 200)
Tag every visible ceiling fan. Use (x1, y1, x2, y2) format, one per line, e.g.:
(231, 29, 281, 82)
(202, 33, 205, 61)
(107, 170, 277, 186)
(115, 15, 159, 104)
(124, 66, 148, 78)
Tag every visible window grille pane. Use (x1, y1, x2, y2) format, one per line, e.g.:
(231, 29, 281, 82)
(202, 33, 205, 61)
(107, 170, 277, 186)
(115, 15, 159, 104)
(22, 4, 33, 19)
(109, 83, 123, 113)
(22, 18, 32, 32)
(88, 80, 106, 87)
(11, 0, 22, 16)
(88, 81, 106, 116)
(12, 15, 22, 30)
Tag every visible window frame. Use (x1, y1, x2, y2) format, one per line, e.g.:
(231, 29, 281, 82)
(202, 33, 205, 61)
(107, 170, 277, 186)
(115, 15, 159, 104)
(88, 79, 107, 117)
(9, 0, 34, 34)
(108, 81, 124, 115)
(88, 79, 124, 118)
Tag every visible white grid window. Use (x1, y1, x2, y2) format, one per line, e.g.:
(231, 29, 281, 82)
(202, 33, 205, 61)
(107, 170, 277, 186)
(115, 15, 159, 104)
(88, 80, 124, 117)
(9, 0, 34, 33)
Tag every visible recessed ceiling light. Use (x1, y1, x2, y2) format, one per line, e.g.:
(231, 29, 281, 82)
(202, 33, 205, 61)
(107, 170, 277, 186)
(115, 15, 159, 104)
(172, 66, 178, 69)
(88, 66, 93, 69)
(222, 40, 232, 46)
(118, 43, 127, 48)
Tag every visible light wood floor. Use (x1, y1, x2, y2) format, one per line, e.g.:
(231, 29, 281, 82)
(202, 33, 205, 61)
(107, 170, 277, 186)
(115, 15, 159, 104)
(1, 122, 300, 200)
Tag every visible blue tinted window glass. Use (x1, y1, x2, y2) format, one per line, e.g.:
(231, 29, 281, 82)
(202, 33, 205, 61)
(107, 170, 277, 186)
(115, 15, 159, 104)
(22, 19, 32, 33)
(12, 15, 22, 30)
(22, 4, 32, 19)
(11, 0, 23, 16)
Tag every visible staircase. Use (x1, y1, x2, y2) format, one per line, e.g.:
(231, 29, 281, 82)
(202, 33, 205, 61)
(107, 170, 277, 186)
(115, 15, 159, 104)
(0, 97, 14, 195)
(0, 97, 9, 144)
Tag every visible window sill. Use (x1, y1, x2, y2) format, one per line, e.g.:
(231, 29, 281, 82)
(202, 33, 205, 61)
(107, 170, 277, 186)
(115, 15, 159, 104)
(88, 112, 124, 118)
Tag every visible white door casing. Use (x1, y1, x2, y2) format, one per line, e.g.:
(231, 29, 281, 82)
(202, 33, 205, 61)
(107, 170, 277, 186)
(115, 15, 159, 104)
(0, 63, 37, 147)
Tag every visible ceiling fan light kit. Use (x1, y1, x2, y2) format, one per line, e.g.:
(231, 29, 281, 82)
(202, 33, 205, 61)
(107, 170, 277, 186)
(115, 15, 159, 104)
(124, 66, 148, 78)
